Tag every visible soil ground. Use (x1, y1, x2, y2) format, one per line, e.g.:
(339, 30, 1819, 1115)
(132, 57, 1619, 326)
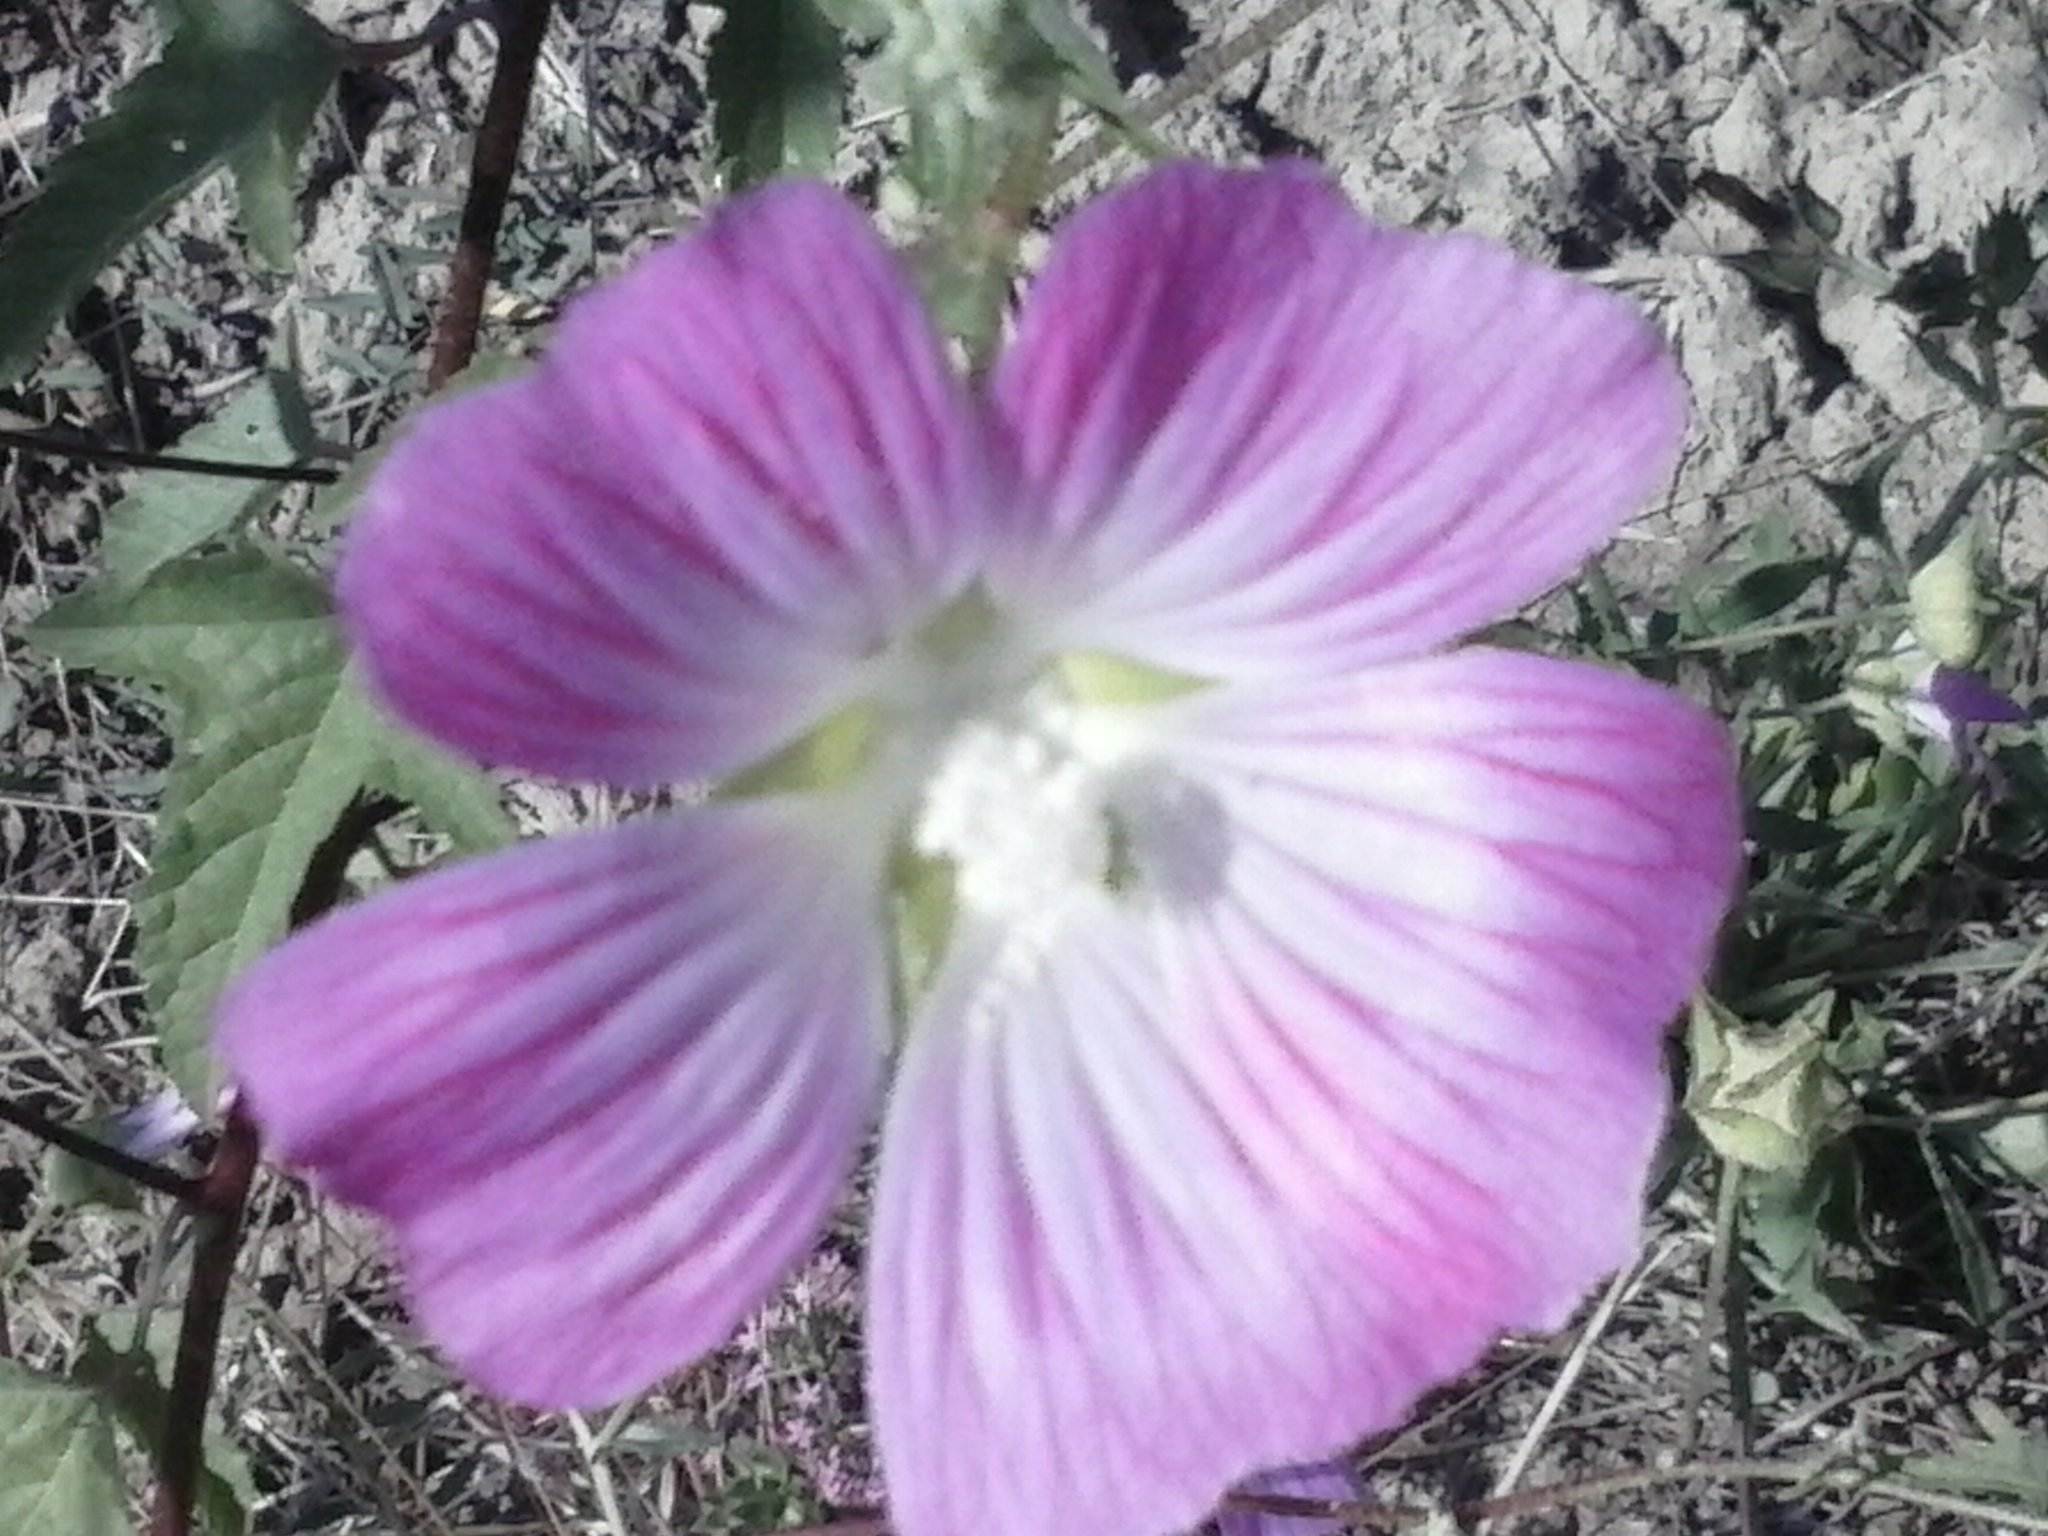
(4, 2, 2047, 1533)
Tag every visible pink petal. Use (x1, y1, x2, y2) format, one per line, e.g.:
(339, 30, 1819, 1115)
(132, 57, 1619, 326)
(989, 162, 1684, 678)
(870, 651, 1736, 1536)
(218, 809, 886, 1408)
(341, 182, 990, 787)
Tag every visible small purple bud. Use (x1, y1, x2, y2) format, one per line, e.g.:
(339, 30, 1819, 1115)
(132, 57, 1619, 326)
(1929, 667, 2031, 726)
(105, 1088, 200, 1161)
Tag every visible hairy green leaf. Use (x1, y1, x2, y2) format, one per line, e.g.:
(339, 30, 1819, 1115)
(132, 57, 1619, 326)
(27, 546, 332, 721)
(1686, 991, 1847, 1175)
(0, 1363, 128, 1536)
(0, 0, 342, 383)
(138, 639, 384, 1101)
(97, 373, 319, 592)
(29, 551, 514, 1102)
(709, 0, 845, 188)
(139, 649, 512, 1104)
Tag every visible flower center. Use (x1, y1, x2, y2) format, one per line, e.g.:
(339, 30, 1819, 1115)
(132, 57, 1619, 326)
(712, 585, 1217, 1020)
(910, 696, 1116, 921)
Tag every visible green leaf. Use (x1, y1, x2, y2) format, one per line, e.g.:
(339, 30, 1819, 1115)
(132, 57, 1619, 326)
(1697, 556, 1829, 634)
(27, 546, 332, 721)
(97, 372, 319, 593)
(708, 0, 845, 189)
(44, 1143, 145, 1214)
(1743, 1156, 1865, 1341)
(1900, 1402, 2048, 1512)
(1918, 1133, 2008, 1322)
(1915, 332, 1998, 407)
(1888, 249, 1977, 328)
(0, 0, 342, 383)
(2025, 324, 2048, 383)
(1789, 181, 1844, 244)
(1695, 169, 1792, 238)
(1970, 1112, 2048, 1190)
(29, 551, 514, 1103)
(76, 1325, 252, 1536)
(363, 709, 518, 859)
(1723, 247, 1828, 297)
(304, 447, 384, 534)
(1973, 205, 2039, 312)
(1569, 560, 1633, 650)
(1015, 0, 1157, 147)
(228, 63, 334, 270)
(137, 638, 383, 1102)
(139, 651, 512, 1104)
(0, 1363, 128, 1536)
(1747, 807, 1841, 854)
(1809, 425, 1927, 556)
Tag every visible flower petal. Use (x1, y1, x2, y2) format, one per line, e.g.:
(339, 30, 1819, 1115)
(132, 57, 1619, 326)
(990, 162, 1684, 678)
(218, 807, 888, 1408)
(342, 182, 990, 787)
(1930, 666, 2030, 726)
(870, 651, 1735, 1536)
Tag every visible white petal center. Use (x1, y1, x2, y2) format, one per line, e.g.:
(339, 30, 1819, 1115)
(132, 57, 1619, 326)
(910, 694, 1114, 921)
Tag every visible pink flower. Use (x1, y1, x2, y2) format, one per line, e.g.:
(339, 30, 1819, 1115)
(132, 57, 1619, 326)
(218, 163, 1739, 1536)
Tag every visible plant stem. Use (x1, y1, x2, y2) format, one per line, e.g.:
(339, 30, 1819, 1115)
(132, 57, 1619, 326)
(145, 1101, 260, 1536)
(0, 427, 339, 484)
(1612, 604, 1913, 658)
(1677, 1159, 1741, 1457)
(345, 0, 501, 67)
(426, 0, 555, 388)
(0, 1096, 200, 1201)
(1860, 1085, 2048, 1130)
(134, 799, 400, 1534)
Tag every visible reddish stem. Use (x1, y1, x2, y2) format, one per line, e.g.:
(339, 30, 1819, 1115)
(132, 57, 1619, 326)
(145, 1101, 260, 1536)
(426, 0, 556, 388)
